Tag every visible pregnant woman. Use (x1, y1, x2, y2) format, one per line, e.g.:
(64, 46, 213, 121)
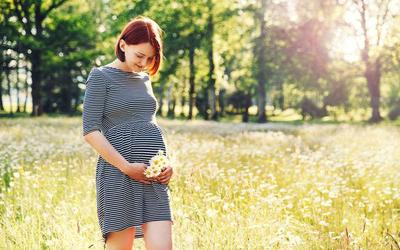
(82, 16, 174, 250)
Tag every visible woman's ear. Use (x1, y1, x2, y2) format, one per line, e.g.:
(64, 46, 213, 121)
(119, 39, 125, 52)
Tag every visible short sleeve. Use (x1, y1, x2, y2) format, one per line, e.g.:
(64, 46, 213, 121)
(82, 67, 107, 136)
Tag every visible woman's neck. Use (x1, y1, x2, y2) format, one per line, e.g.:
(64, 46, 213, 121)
(107, 60, 141, 74)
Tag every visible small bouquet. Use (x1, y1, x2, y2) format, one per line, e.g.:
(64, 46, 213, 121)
(144, 150, 170, 178)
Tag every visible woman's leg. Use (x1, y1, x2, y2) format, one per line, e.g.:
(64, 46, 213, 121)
(105, 226, 136, 250)
(142, 221, 172, 250)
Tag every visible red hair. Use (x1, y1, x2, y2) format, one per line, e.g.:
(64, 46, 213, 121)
(115, 16, 164, 76)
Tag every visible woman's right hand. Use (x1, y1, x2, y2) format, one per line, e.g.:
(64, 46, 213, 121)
(123, 162, 155, 184)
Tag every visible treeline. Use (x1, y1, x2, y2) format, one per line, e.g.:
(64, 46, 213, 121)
(1, 0, 400, 123)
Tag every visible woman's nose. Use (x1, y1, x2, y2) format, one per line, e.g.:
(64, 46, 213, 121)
(139, 58, 147, 66)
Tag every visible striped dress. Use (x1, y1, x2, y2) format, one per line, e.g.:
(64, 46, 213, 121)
(82, 66, 173, 243)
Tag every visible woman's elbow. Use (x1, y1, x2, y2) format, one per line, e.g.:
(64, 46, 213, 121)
(83, 131, 93, 142)
(83, 134, 91, 144)
(83, 129, 100, 142)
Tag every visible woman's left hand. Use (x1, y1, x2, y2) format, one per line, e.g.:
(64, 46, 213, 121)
(156, 166, 173, 185)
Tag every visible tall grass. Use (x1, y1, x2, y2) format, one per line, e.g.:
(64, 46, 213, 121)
(0, 117, 399, 249)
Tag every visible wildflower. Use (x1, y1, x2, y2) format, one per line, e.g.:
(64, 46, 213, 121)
(206, 208, 217, 218)
(319, 220, 329, 227)
(144, 150, 170, 178)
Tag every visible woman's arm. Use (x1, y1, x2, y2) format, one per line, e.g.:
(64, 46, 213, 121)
(83, 130, 129, 172)
(83, 131, 153, 184)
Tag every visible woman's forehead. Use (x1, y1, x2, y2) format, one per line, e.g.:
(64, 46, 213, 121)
(131, 42, 155, 57)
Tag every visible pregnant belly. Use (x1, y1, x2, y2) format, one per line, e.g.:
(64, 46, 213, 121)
(104, 121, 167, 165)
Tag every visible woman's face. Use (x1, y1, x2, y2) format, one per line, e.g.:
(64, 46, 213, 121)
(120, 40, 155, 73)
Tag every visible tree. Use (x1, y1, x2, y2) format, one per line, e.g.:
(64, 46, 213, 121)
(40, 9, 99, 114)
(149, 0, 207, 119)
(254, 0, 268, 123)
(8, 0, 69, 116)
(350, 0, 397, 122)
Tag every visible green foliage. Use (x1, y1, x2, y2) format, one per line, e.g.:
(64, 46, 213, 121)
(1, 0, 400, 121)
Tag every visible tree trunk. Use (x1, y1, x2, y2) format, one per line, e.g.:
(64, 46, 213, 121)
(208, 87, 216, 119)
(188, 45, 196, 120)
(30, 50, 43, 116)
(276, 82, 284, 110)
(359, 0, 382, 123)
(180, 90, 186, 118)
(42, 75, 55, 113)
(15, 55, 21, 112)
(167, 98, 175, 118)
(59, 74, 72, 114)
(207, 8, 218, 121)
(204, 87, 209, 120)
(255, 0, 267, 123)
(0, 50, 5, 111)
(170, 99, 176, 117)
(0, 72, 4, 111)
(6, 67, 13, 115)
(23, 64, 29, 113)
(218, 88, 225, 117)
(242, 92, 252, 122)
(365, 59, 382, 122)
(157, 82, 165, 117)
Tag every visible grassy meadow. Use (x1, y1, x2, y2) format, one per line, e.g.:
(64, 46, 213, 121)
(0, 117, 399, 249)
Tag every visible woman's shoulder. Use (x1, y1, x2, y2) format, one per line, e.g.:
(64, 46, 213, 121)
(85, 66, 111, 88)
(99, 65, 150, 79)
(87, 65, 116, 77)
(86, 65, 150, 87)
(87, 66, 105, 77)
